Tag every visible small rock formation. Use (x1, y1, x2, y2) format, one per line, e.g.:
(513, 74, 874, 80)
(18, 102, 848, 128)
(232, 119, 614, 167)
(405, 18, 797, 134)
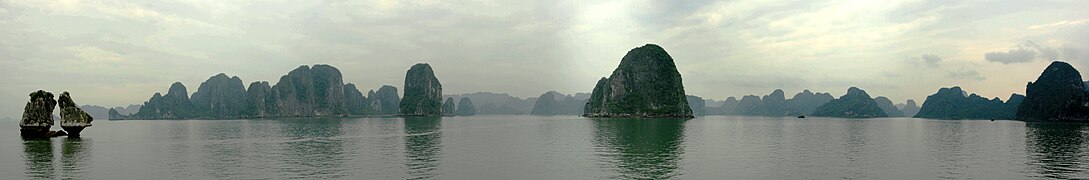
(1017, 61, 1089, 121)
(455, 97, 476, 116)
(873, 96, 905, 117)
(583, 44, 693, 118)
(442, 97, 456, 116)
(58, 92, 93, 137)
(914, 86, 1021, 120)
(20, 90, 60, 138)
(400, 63, 443, 116)
(899, 100, 921, 117)
(811, 87, 888, 118)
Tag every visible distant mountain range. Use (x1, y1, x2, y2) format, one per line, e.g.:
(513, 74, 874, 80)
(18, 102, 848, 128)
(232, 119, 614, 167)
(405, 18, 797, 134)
(443, 92, 538, 115)
(102, 59, 1087, 121)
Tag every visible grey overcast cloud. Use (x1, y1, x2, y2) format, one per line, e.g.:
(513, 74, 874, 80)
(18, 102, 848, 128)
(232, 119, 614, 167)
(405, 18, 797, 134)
(1, 0, 1087, 119)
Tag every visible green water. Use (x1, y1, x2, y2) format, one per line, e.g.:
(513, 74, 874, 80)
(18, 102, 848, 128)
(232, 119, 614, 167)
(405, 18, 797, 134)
(2, 115, 1087, 179)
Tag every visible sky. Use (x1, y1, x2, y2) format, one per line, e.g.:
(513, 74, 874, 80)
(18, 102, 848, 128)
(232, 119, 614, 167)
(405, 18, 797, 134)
(1, 0, 1088, 119)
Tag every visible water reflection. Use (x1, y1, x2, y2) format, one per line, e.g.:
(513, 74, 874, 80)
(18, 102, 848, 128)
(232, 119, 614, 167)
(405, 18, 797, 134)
(278, 118, 349, 179)
(1025, 122, 1089, 179)
(590, 118, 687, 179)
(22, 139, 54, 179)
(403, 117, 443, 180)
(60, 138, 91, 179)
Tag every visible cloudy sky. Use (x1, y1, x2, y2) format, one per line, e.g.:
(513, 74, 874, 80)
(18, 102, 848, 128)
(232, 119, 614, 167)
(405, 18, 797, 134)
(1, 0, 1087, 119)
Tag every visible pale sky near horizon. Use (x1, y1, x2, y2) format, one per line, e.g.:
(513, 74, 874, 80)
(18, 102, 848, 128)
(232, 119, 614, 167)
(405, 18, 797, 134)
(1, 0, 1088, 119)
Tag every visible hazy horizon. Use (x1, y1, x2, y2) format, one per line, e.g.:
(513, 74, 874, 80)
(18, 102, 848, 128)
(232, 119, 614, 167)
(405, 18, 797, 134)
(2, 0, 1088, 119)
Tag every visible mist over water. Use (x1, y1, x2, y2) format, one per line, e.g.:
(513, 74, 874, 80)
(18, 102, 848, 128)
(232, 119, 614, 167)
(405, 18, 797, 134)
(3, 116, 1089, 179)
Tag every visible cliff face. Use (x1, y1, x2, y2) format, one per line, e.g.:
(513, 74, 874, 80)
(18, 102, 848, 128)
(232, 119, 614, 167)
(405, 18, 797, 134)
(21, 90, 56, 127)
(244, 81, 275, 117)
(58, 92, 93, 136)
(58, 92, 93, 126)
(1017, 61, 1089, 121)
(344, 83, 369, 115)
(133, 82, 194, 119)
(915, 86, 1021, 120)
(123, 64, 433, 119)
(442, 97, 456, 115)
(811, 87, 887, 118)
(400, 63, 443, 116)
(370, 85, 401, 115)
(584, 44, 693, 118)
(874, 97, 905, 117)
(190, 73, 248, 118)
(270, 65, 349, 117)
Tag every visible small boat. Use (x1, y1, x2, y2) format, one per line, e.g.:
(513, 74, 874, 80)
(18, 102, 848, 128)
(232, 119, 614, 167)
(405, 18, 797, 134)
(797, 116, 806, 118)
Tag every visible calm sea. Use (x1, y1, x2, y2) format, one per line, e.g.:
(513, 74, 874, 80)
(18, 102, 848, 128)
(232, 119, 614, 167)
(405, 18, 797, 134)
(1, 115, 1086, 179)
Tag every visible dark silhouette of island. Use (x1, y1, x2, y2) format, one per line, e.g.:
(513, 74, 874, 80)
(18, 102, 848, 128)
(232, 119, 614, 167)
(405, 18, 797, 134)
(444, 92, 536, 115)
(1018, 61, 1089, 121)
(874, 96, 905, 117)
(114, 64, 430, 119)
(811, 87, 887, 118)
(454, 97, 476, 116)
(103, 104, 141, 120)
(583, 44, 694, 118)
(442, 97, 456, 116)
(896, 100, 920, 117)
(705, 89, 833, 116)
(89, 46, 1088, 122)
(914, 86, 1022, 120)
(531, 91, 589, 115)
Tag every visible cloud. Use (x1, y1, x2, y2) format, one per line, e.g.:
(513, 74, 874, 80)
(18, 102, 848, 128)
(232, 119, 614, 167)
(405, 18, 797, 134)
(921, 54, 942, 67)
(985, 47, 1037, 64)
(985, 40, 1080, 64)
(945, 69, 985, 81)
(1029, 18, 1089, 30)
(0, 0, 1087, 119)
